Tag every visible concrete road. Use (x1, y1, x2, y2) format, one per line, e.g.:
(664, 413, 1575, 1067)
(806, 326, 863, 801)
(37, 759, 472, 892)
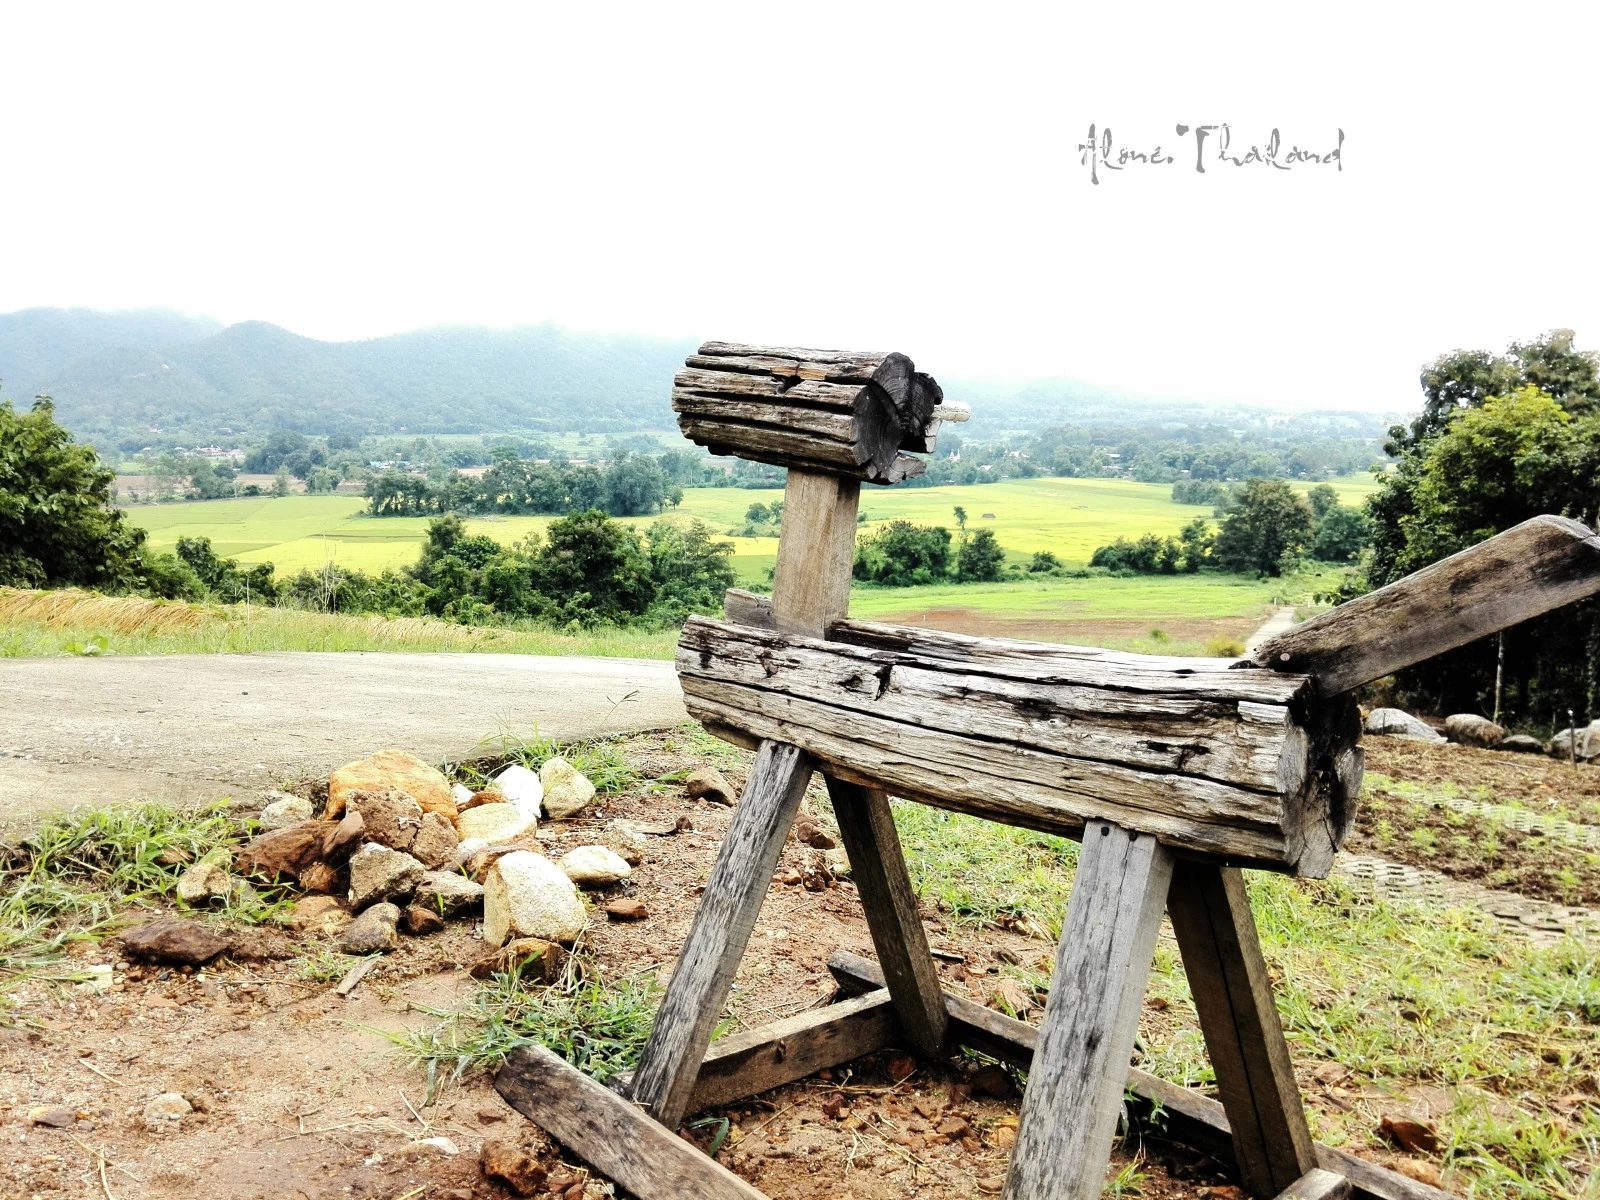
(0, 652, 682, 829)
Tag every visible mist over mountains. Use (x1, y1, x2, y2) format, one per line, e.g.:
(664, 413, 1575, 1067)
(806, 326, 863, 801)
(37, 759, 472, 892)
(0, 307, 1396, 453)
(0, 308, 698, 449)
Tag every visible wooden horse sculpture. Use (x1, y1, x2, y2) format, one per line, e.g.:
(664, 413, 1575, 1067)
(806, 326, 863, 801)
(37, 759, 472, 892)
(495, 342, 1600, 1200)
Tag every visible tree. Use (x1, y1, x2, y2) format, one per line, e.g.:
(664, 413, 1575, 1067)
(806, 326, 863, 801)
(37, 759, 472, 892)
(1394, 329, 1600, 454)
(175, 535, 278, 602)
(0, 395, 146, 588)
(956, 527, 1007, 581)
(1028, 550, 1063, 574)
(531, 509, 655, 623)
(647, 519, 737, 619)
(273, 465, 291, 497)
(853, 521, 951, 586)
(1213, 479, 1313, 575)
(1305, 483, 1340, 522)
(1310, 505, 1369, 562)
(1362, 362, 1600, 724)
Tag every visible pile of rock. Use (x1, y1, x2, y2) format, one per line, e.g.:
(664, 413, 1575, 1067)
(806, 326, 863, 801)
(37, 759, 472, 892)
(1364, 708, 1590, 758)
(142, 747, 648, 961)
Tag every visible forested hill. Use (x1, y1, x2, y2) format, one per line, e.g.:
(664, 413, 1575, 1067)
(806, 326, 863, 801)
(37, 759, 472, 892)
(0, 308, 697, 448)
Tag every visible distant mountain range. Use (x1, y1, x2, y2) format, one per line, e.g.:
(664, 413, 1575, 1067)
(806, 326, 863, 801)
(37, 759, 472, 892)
(0, 307, 1398, 452)
(0, 307, 698, 449)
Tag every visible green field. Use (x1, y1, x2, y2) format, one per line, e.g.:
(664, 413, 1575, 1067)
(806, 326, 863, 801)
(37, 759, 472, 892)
(122, 476, 1380, 589)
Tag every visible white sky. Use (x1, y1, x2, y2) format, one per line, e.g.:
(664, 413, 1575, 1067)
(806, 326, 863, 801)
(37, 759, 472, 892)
(0, 2, 1594, 410)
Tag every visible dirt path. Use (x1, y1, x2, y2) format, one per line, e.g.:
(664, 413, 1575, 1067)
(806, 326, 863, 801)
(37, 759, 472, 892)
(0, 652, 682, 831)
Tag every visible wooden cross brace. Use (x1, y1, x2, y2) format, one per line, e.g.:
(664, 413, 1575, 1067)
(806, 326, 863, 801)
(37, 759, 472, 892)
(495, 343, 1600, 1200)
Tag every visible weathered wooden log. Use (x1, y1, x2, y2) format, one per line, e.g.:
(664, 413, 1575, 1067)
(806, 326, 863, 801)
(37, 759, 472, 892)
(1252, 514, 1600, 695)
(673, 341, 951, 483)
(677, 615, 1362, 875)
(494, 1045, 767, 1200)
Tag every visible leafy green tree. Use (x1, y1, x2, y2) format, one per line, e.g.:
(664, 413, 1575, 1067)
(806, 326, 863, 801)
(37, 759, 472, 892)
(305, 465, 341, 494)
(273, 465, 291, 497)
(0, 396, 146, 588)
(1305, 483, 1340, 521)
(245, 430, 310, 473)
(1213, 479, 1313, 575)
(1310, 505, 1369, 562)
(1176, 517, 1213, 571)
(647, 519, 737, 619)
(1027, 550, 1063, 574)
(531, 509, 655, 623)
(175, 536, 278, 602)
(956, 527, 1007, 581)
(1363, 368, 1600, 723)
(1395, 329, 1600, 454)
(853, 521, 952, 586)
(745, 502, 771, 524)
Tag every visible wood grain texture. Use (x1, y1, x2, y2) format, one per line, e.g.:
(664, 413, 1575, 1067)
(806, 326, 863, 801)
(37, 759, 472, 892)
(722, 587, 776, 630)
(826, 953, 1451, 1200)
(1252, 514, 1600, 695)
(678, 615, 1362, 875)
(494, 1044, 768, 1200)
(676, 341, 943, 482)
(1168, 862, 1316, 1196)
(628, 739, 816, 1128)
(1274, 1169, 1353, 1200)
(685, 988, 897, 1112)
(824, 777, 949, 1056)
(1003, 821, 1175, 1200)
(770, 469, 861, 638)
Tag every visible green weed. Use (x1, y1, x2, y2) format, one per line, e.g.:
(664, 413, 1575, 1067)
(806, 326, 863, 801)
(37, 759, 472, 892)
(381, 960, 660, 1096)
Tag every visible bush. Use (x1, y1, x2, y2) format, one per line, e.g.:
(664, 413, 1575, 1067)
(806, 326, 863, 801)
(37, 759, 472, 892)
(957, 527, 1007, 581)
(853, 521, 952, 586)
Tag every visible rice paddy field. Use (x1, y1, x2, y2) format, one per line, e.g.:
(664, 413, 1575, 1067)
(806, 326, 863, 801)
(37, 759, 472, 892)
(122, 475, 1380, 583)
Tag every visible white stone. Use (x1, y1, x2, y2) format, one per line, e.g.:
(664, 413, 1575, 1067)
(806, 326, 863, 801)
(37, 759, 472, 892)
(258, 795, 314, 830)
(454, 802, 536, 844)
(404, 1136, 460, 1155)
(176, 861, 233, 906)
(540, 757, 596, 819)
(483, 851, 587, 946)
(558, 845, 633, 888)
(451, 782, 475, 808)
(492, 763, 545, 817)
(1551, 719, 1600, 762)
(143, 1093, 192, 1125)
(1363, 708, 1445, 743)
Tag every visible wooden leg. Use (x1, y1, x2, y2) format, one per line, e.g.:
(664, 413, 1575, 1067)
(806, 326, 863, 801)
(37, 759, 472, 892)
(496, 1045, 768, 1200)
(825, 776, 949, 1057)
(629, 739, 816, 1128)
(1002, 821, 1174, 1200)
(1167, 861, 1317, 1198)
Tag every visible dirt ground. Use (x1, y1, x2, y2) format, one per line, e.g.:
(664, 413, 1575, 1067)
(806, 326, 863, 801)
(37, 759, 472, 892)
(1354, 739, 1600, 904)
(0, 731, 1256, 1200)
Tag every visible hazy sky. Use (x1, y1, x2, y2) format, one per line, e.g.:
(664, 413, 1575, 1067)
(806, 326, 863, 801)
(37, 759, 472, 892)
(1, 2, 1594, 410)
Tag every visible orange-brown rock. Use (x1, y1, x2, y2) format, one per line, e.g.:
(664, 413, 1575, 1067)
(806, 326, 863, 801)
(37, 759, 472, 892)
(235, 820, 330, 880)
(326, 749, 457, 821)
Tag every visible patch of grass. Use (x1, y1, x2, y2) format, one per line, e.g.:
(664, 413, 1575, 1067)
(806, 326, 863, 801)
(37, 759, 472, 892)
(883, 804, 1600, 1198)
(383, 960, 660, 1096)
(0, 802, 259, 1004)
(459, 728, 645, 795)
(886, 802, 1079, 939)
(0, 588, 678, 659)
(299, 946, 363, 983)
